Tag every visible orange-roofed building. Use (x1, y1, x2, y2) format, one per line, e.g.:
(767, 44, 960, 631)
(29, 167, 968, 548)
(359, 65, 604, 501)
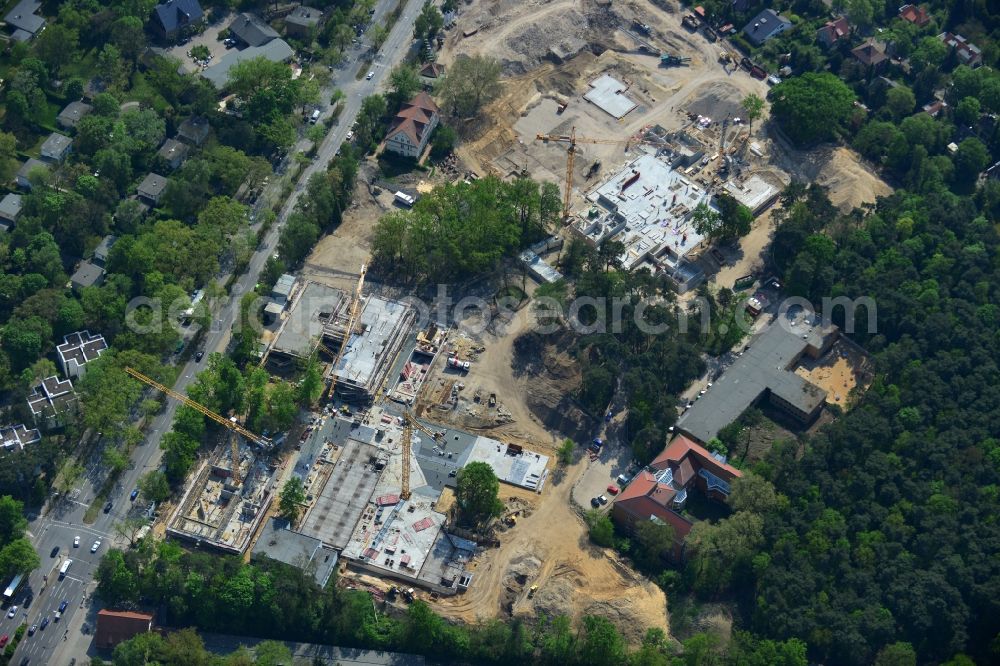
(95, 609, 154, 649)
(898, 4, 930, 27)
(385, 92, 440, 159)
(612, 435, 743, 560)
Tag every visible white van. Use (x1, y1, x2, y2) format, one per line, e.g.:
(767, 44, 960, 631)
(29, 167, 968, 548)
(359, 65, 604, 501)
(309, 109, 321, 124)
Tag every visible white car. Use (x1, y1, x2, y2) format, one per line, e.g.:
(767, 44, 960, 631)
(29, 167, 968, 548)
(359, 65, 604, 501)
(73, 536, 80, 548)
(346, 130, 354, 141)
(366, 70, 374, 80)
(90, 540, 101, 553)
(6, 606, 16, 618)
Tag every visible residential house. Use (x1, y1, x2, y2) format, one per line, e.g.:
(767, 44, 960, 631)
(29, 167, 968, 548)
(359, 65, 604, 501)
(16, 158, 49, 189)
(57, 331, 108, 379)
(157, 138, 189, 170)
(742, 9, 792, 46)
(0, 424, 41, 452)
(93, 234, 117, 266)
(284, 5, 323, 39)
(137, 173, 168, 205)
(3, 0, 45, 42)
(27, 376, 76, 428)
(817, 16, 850, 48)
(852, 40, 888, 71)
(40, 132, 72, 163)
(0, 193, 23, 231)
(898, 4, 930, 27)
(939, 32, 982, 68)
(202, 39, 294, 90)
(228, 12, 279, 48)
(176, 116, 211, 146)
(922, 99, 947, 117)
(57, 101, 93, 129)
(419, 62, 444, 88)
(384, 92, 440, 159)
(70, 261, 104, 291)
(95, 610, 154, 649)
(611, 434, 744, 560)
(151, 0, 203, 41)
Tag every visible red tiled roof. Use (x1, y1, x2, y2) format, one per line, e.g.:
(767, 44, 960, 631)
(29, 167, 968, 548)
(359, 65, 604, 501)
(817, 16, 849, 43)
(386, 92, 440, 148)
(651, 434, 742, 484)
(898, 4, 929, 26)
(95, 609, 153, 648)
(613, 471, 693, 540)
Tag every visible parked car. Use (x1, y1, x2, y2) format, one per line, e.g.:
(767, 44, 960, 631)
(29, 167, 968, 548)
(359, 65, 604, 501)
(598, 494, 609, 505)
(606, 484, 619, 496)
(130, 489, 139, 502)
(50, 546, 59, 558)
(0, 634, 8, 647)
(590, 497, 601, 508)
(195, 351, 205, 362)
(345, 130, 354, 141)
(366, 70, 374, 80)
(90, 540, 101, 553)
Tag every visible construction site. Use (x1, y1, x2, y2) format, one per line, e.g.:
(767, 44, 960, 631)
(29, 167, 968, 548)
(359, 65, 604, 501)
(165, 437, 278, 554)
(232, 0, 895, 644)
(264, 279, 415, 402)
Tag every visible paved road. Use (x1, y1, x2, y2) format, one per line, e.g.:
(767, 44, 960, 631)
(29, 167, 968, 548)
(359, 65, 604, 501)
(12, 1, 424, 662)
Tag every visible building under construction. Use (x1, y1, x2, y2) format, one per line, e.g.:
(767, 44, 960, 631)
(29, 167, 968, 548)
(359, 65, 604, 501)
(265, 280, 414, 402)
(165, 437, 278, 554)
(326, 295, 415, 402)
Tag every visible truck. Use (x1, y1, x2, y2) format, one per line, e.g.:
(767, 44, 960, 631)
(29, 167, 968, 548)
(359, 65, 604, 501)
(2, 574, 23, 602)
(58, 559, 72, 579)
(394, 191, 415, 207)
(660, 54, 691, 67)
(447, 356, 470, 371)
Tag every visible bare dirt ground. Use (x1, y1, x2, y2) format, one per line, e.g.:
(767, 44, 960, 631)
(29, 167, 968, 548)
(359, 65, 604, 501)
(416, 293, 591, 452)
(433, 458, 669, 643)
(795, 338, 873, 408)
(304, 165, 386, 289)
(445, 0, 889, 216)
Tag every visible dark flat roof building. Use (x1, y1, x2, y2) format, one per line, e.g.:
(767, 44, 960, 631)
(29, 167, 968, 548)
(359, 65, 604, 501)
(677, 316, 837, 444)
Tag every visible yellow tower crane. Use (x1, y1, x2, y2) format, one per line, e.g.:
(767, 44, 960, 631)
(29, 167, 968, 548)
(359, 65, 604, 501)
(535, 127, 667, 220)
(323, 264, 367, 401)
(124, 367, 269, 485)
(399, 411, 441, 500)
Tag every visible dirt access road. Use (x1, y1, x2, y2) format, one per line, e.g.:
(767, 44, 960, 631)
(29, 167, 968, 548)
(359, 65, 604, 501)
(434, 456, 668, 642)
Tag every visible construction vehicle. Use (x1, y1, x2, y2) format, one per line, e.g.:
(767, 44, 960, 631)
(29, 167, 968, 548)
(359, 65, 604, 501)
(660, 53, 691, 67)
(447, 356, 471, 372)
(535, 128, 669, 220)
(528, 584, 538, 598)
(124, 366, 269, 485)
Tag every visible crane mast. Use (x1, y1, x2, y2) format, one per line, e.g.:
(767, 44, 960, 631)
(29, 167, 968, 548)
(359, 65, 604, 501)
(124, 366, 269, 485)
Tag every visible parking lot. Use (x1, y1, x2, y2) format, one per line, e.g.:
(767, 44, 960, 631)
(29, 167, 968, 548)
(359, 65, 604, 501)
(571, 435, 635, 511)
(165, 12, 234, 74)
